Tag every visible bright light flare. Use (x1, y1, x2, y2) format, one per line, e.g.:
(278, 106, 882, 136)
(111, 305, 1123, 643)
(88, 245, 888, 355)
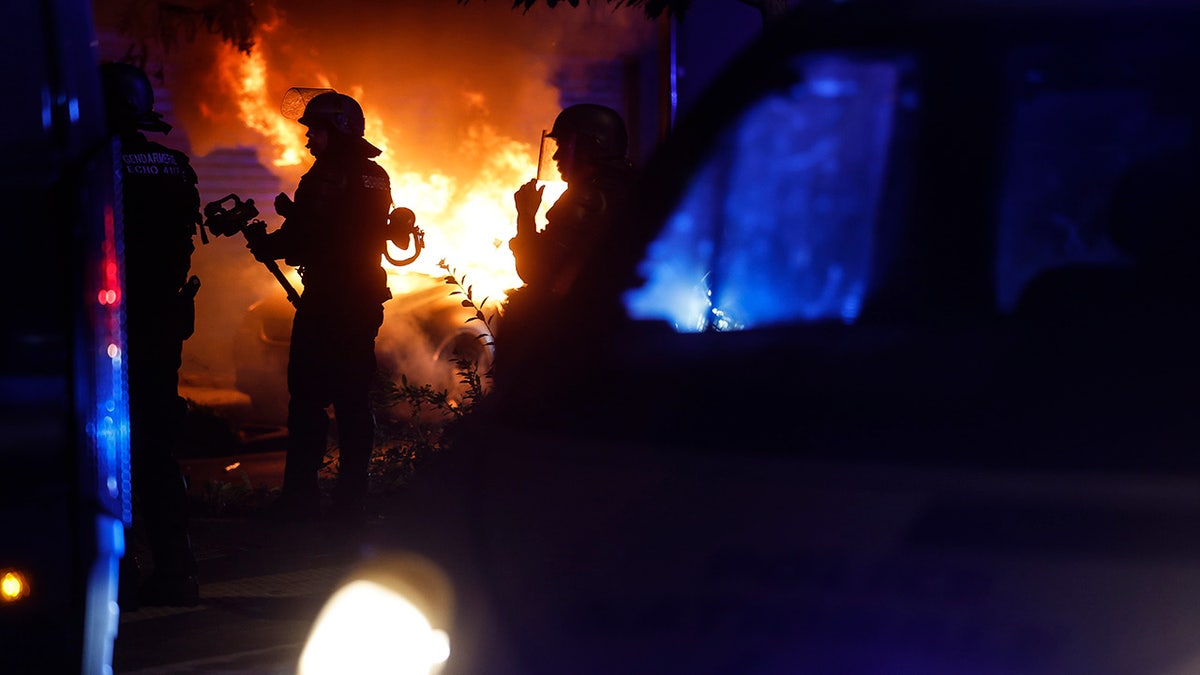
(300, 579, 450, 675)
(1, 570, 30, 602)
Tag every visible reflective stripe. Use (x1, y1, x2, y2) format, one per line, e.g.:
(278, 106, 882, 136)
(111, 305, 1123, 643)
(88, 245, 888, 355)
(362, 174, 389, 191)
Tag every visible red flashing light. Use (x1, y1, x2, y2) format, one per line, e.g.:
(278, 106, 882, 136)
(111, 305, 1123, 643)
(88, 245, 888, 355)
(100, 206, 122, 307)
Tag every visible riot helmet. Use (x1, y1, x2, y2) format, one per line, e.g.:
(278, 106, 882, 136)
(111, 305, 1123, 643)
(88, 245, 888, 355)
(100, 62, 171, 134)
(282, 88, 380, 157)
(547, 104, 628, 164)
(297, 91, 366, 137)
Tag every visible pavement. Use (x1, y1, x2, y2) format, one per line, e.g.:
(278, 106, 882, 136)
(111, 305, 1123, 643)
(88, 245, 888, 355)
(110, 386, 1200, 674)
(112, 386, 379, 674)
(115, 479, 343, 673)
(111, 478, 428, 674)
(109, 447, 1200, 675)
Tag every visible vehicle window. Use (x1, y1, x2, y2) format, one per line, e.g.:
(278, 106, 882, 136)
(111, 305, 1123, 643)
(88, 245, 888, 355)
(624, 54, 913, 332)
(995, 40, 1197, 312)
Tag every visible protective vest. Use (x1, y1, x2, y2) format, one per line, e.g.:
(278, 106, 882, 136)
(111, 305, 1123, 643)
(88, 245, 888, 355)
(266, 144, 391, 304)
(118, 131, 198, 329)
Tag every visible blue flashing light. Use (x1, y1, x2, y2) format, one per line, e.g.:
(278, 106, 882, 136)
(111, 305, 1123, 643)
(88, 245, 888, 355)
(840, 286, 864, 323)
(83, 205, 132, 525)
(807, 77, 857, 99)
(41, 87, 52, 132)
(626, 54, 905, 332)
(82, 516, 124, 670)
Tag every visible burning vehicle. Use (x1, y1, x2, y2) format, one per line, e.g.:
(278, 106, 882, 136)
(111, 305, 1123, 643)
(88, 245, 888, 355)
(294, 2, 1200, 674)
(199, 188, 493, 424)
(95, 0, 624, 432)
(232, 270, 495, 424)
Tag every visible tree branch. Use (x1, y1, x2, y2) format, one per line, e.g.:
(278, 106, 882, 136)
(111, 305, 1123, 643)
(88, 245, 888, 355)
(459, 0, 692, 21)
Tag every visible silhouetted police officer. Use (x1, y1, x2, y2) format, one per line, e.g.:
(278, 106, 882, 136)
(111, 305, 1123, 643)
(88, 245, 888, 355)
(101, 62, 200, 606)
(500, 104, 636, 388)
(511, 104, 635, 294)
(247, 90, 392, 523)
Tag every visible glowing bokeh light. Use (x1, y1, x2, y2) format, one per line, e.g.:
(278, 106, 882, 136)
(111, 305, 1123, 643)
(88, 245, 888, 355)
(300, 580, 450, 675)
(1, 571, 29, 602)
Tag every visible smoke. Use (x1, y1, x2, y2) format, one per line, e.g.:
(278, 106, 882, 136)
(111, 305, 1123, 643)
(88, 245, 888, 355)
(92, 0, 657, 422)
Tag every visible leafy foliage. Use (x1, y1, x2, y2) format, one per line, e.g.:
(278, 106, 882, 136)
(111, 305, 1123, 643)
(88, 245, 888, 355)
(458, 0, 694, 20)
(361, 260, 497, 492)
(192, 473, 277, 517)
(438, 258, 499, 350)
(368, 356, 490, 491)
(107, 0, 258, 61)
(189, 260, 498, 515)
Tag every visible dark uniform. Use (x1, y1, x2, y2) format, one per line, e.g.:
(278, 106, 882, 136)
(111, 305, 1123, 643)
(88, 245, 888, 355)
(103, 62, 201, 606)
(499, 104, 635, 398)
(509, 168, 634, 294)
(251, 101, 392, 520)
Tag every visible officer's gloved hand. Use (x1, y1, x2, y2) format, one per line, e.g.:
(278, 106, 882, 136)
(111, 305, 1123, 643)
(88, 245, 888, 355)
(514, 179, 544, 237)
(244, 230, 275, 263)
(274, 192, 295, 218)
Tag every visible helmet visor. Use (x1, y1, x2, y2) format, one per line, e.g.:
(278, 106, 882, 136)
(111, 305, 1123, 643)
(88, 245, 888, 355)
(281, 87, 336, 121)
(535, 130, 561, 182)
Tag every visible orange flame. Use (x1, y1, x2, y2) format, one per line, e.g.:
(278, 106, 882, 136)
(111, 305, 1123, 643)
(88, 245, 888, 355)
(218, 38, 329, 169)
(214, 39, 566, 305)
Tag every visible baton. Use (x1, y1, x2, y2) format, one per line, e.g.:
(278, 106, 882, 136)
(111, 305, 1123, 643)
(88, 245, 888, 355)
(535, 129, 547, 183)
(244, 221, 301, 307)
(263, 259, 301, 307)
